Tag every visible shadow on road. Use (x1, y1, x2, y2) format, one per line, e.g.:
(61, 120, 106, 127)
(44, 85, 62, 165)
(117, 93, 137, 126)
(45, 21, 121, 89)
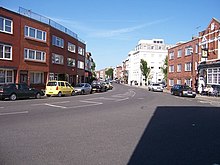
(128, 106, 220, 165)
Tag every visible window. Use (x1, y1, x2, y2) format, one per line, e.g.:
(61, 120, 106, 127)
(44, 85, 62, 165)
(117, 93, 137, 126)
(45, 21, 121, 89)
(24, 48, 46, 62)
(30, 72, 44, 84)
(0, 43, 12, 60)
(185, 62, 192, 71)
(169, 65, 174, 72)
(25, 26, 46, 42)
(68, 42, 76, 53)
(52, 35, 64, 48)
(77, 60, 84, 69)
(0, 16, 13, 34)
(185, 79, 191, 87)
(169, 51, 174, 59)
(52, 53, 64, 65)
(177, 64, 182, 72)
(207, 68, 220, 84)
(0, 69, 14, 84)
(177, 79, 181, 85)
(177, 49, 182, 58)
(185, 46, 192, 56)
(67, 58, 76, 67)
(78, 46, 84, 56)
(169, 79, 174, 86)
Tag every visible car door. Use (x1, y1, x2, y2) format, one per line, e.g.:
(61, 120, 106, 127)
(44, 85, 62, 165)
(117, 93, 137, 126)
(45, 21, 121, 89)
(20, 83, 34, 98)
(65, 82, 72, 95)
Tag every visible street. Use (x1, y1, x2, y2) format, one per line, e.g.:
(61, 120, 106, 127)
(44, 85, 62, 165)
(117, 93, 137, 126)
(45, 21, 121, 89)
(0, 83, 220, 165)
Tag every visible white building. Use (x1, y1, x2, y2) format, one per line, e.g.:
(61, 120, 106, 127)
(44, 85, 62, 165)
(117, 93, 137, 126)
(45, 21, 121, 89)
(127, 39, 172, 85)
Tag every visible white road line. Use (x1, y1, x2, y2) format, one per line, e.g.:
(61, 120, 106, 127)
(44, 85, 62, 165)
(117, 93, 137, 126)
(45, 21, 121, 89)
(32, 101, 70, 106)
(115, 97, 129, 102)
(44, 103, 67, 109)
(0, 111, 29, 116)
(0, 107, 4, 109)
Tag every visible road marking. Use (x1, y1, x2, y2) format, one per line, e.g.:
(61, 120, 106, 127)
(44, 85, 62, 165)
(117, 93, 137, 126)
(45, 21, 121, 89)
(0, 111, 29, 116)
(44, 103, 67, 109)
(115, 97, 129, 102)
(32, 101, 70, 106)
(0, 107, 4, 109)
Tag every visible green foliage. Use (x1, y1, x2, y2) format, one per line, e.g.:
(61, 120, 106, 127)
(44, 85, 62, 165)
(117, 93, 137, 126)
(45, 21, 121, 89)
(161, 56, 168, 81)
(140, 59, 151, 83)
(105, 68, 114, 79)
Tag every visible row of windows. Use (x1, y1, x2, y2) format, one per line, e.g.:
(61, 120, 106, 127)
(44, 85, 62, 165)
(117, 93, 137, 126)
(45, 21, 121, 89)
(169, 62, 198, 72)
(169, 45, 198, 60)
(0, 16, 85, 55)
(169, 79, 191, 87)
(24, 48, 46, 62)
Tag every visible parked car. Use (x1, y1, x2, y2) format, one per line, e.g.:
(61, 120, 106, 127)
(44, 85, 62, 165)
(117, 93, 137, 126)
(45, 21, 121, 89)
(171, 84, 196, 98)
(74, 83, 92, 95)
(91, 80, 106, 93)
(45, 80, 75, 97)
(148, 83, 163, 92)
(0, 83, 44, 101)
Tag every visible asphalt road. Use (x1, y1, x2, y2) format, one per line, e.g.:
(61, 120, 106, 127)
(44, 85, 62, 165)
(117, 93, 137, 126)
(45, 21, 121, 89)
(0, 83, 220, 165)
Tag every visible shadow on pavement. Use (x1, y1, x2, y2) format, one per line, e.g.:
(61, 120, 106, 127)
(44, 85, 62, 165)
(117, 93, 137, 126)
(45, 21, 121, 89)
(128, 106, 220, 165)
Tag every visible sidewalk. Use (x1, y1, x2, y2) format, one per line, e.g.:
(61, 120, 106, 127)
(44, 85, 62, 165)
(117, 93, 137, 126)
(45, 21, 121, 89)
(127, 84, 220, 103)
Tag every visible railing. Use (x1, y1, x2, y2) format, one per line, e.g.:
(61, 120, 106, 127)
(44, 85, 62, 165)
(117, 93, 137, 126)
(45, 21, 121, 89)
(18, 7, 85, 43)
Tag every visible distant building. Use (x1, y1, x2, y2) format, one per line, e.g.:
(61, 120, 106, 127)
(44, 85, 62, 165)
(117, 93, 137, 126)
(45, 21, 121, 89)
(127, 39, 172, 85)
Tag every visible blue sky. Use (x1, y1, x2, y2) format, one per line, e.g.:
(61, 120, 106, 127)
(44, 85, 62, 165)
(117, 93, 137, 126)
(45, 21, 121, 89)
(1, 0, 220, 70)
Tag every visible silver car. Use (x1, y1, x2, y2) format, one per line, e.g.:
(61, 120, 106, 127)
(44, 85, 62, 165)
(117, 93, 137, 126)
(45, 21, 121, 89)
(74, 83, 92, 95)
(148, 83, 163, 92)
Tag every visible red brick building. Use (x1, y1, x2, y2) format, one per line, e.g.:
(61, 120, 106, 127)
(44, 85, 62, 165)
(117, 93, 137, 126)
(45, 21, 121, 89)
(168, 18, 220, 93)
(167, 38, 199, 90)
(0, 7, 87, 90)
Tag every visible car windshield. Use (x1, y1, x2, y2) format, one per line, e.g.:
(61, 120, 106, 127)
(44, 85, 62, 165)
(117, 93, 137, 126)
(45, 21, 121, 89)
(47, 82, 57, 86)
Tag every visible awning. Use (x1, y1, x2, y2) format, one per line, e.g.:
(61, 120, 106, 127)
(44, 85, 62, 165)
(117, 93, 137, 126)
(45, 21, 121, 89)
(198, 62, 220, 69)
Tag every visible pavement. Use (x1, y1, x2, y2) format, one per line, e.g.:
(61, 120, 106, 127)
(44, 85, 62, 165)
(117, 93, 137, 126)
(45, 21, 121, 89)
(125, 84, 220, 106)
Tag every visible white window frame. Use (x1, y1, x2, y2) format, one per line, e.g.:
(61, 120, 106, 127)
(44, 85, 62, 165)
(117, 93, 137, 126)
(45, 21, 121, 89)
(169, 79, 174, 86)
(177, 64, 182, 72)
(185, 46, 192, 56)
(169, 65, 174, 72)
(77, 60, 84, 69)
(0, 43, 12, 60)
(68, 42, 76, 53)
(0, 16, 13, 34)
(30, 72, 44, 84)
(169, 51, 174, 59)
(24, 48, 46, 62)
(52, 35, 64, 48)
(78, 46, 84, 56)
(52, 53, 64, 65)
(185, 62, 192, 71)
(25, 26, 46, 42)
(177, 79, 181, 85)
(67, 58, 76, 67)
(0, 69, 14, 84)
(177, 49, 182, 58)
(207, 68, 220, 84)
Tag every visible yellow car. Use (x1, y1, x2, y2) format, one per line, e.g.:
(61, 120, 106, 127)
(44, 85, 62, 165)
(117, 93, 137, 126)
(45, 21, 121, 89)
(45, 80, 75, 97)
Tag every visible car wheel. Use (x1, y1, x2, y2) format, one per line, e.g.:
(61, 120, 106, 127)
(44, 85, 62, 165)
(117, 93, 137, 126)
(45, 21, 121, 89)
(10, 93, 17, 101)
(71, 91, 75, 96)
(58, 92, 62, 97)
(81, 90, 85, 95)
(179, 92, 183, 97)
(171, 91, 174, 95)
(35, 93, 41, 99)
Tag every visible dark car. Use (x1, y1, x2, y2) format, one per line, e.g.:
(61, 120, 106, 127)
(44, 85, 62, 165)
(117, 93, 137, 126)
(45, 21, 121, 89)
(171, 84, 196, 98)
(0, 83, 44, 101)
(91, 81, 106, 93)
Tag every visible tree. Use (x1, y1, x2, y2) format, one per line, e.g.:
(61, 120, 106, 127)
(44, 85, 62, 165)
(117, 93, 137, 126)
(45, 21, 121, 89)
(161, 56, 168, 81)
(140, 59, 151, 85)
(105, 68, 114, 80)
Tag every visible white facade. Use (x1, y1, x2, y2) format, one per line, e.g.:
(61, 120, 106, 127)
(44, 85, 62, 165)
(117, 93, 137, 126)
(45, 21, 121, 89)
(127, 39, 172, 85)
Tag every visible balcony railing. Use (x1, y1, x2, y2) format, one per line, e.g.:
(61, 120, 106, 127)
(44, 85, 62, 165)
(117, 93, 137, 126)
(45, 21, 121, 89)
(18, 7, 85, 43)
